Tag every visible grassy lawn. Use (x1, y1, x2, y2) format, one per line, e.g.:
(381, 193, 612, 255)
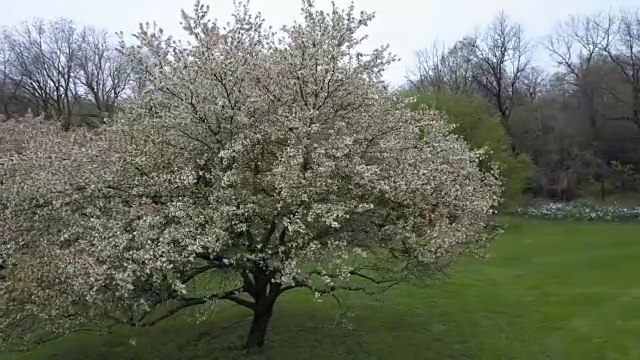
(4, 218, 640, 359)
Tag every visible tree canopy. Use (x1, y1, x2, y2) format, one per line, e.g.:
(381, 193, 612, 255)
(0, 0, 501, 349)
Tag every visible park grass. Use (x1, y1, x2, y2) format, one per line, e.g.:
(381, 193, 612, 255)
(4, 218, 640, 359)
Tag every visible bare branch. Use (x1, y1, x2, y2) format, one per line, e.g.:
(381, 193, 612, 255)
(472, 11, 532, 125)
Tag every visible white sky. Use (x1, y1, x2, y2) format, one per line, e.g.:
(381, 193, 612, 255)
(2, 0, 639, 86)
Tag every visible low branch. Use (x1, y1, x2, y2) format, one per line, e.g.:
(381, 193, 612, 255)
(280, 267, 404, 297)
(105, 285, 255, 331)
(7, 325, 112, 353)
(180, 264, 215, 284)
(195, 285, 254, 309)
(138, 297, 206, 327)
(220, 294, 254, 309)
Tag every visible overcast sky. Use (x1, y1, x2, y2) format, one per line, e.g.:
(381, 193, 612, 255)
(3, 0, 639, 85)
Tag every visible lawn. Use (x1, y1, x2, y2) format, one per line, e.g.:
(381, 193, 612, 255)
(4, 218, 640, 359)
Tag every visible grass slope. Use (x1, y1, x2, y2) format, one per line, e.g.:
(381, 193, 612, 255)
(4, 218, 640, 359)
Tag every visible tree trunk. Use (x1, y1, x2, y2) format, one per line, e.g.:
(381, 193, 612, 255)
(61, 115, 71, 131)
(245, 300, 275, 349)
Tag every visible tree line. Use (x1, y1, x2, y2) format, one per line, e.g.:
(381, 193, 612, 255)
(0, 18, 143, 129)
(406, 9, 640, 203)
(2, 9, 640, 204)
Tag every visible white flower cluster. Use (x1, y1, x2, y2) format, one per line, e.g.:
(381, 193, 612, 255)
(510, 202, 640, 221)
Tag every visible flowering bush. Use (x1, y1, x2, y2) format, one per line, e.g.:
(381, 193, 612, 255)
(509, 202, 640, 221)
(0, 0, 502, 350)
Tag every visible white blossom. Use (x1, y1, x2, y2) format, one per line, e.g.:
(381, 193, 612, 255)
(0, 0, 501, 349)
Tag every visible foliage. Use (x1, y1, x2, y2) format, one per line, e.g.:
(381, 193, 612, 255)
(4, 219, 640, 359)
(408, 9, 640, 203)
(0, 0, 501, 350)
(403, 91, 532, 206)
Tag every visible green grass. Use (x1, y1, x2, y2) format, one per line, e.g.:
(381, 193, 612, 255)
(4, 218, 640, 359)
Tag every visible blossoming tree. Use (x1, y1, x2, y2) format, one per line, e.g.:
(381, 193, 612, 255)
(0, 0, 502, 350)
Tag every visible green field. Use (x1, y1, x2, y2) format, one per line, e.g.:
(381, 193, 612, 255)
(5, 218, 640, 359)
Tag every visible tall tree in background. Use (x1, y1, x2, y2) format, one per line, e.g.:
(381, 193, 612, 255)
(75, 27, 132, 118)
(409, 12, 532, 133)
(545, 13, 612, 199)
(2, 18, 81, 129)
(470, 11, 531, 128)
(1, 20, 137, 126)
(515, 65, 546, 103)
(601, 9, 640, 131)
(0, 35, 25, 116)
(409, 37, 477, 94)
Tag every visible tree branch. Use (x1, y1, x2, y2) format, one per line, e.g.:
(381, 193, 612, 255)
(280, 267, 403, 297)
(138, 297, 207, 327)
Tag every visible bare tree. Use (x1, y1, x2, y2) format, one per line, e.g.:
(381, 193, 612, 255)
(516, 65, 547, 102)
(545, 13, 611, 199)
(409, 37, 477, 95)
(75, 27, 132, 118)
(471, 11, 531, 127)
(545, 13, 608, 123)
(601, 9, 640, 131)
(3, 18, 81, 130)
(0, 30, 25, 116)
(2, 22, 53, 118)
(409, 40, 447, 92)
